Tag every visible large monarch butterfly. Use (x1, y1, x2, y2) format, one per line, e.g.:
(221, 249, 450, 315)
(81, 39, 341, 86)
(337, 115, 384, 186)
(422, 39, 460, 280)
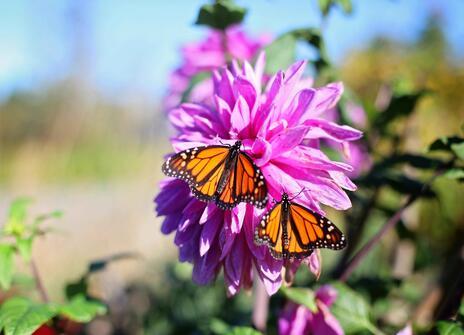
(254, 192, 346, 259)
(162, 141, 268, 210)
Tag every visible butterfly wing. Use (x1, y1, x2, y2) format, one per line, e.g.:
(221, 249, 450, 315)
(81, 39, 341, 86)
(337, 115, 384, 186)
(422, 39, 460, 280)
(288, 202, 346, 251)
(254, 202, 284, 258)
(216, 152, 268, 209)
(162, 145, 230, 202)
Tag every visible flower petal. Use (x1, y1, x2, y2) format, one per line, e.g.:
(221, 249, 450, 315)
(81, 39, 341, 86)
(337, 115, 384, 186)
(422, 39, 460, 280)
(305, 119, 363, 142)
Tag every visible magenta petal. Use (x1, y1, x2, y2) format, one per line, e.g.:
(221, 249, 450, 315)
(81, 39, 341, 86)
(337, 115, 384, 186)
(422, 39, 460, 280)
(231, 95, 251, 136)
(224, 232, 246, 291)
(308, 250, 321, 279)
(312, 302, 344, 335)
(214, 94, 232, 131)
(231, 204, 246, 233)
(316, 285, 338, 307)
(199, 209, 222, 256)
(305, 119, 363, 142)
(192, 242, 221, 285)
(286, 89, 316, 126)
(160, 213, 182, 234)
(300, 82, 344, 121)
(396, 324, 413, 335)
(270, 126, 308, 158)
(234, 76, 257, 111)
(199, 203, 219, 225)
(251, 137, 272, 166)
(213, 68, 235, 108)
(275, 146, 353, 172)
(279, 303, 311, 335)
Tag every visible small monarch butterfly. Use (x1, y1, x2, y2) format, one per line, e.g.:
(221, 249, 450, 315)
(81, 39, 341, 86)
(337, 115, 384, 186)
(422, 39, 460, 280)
(255, 192, 346, 260)
(162, 141, 268, 210)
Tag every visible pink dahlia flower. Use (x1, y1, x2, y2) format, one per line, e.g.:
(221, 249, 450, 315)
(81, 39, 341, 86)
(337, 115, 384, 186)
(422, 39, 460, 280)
(155, 54, 362, 295)
(164, 25, 271, 110)
(278, 285, 344, 335)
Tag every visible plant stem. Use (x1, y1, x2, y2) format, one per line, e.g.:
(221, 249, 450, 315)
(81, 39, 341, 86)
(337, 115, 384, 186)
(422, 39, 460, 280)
(30, 258, 49, 303)
(339, 194, 416, 282)
(252, 274, 269, 332)
(339, 166, 449, 282)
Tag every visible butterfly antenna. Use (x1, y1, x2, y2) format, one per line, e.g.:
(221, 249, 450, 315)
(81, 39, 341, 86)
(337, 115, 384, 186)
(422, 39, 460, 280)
(290, 188, 307, 201)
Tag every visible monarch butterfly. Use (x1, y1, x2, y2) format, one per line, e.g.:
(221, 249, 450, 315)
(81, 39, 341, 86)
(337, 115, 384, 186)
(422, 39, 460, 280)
(254, 192, 346, 259)
(162, 141, 268, 210)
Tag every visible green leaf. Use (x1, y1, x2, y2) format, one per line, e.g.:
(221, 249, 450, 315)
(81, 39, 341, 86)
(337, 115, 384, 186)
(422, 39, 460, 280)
(280, 287, 317, 312)
(442, 168, 464, 181)
(225, 326, 262, 335)
(436, 321, 464, 335)
(65, 276, 88, 300)
(359, 172, 435, 197)
(16, 238, 33, 263)
(195, 0, 247, 30)
(429, 136, 464, 153)
(318, 0, 352, 17)
(338, 0, 353, 14)
(372, 154, 444, 171)
(0, 244, 14, 290)
(264, 34, 296, 73)
(59, 295, 106, 323)
(330, 282, 379, 334)
(4, 198, 32, 237)
(451, 142, 464, 160)
(318, 0, 331, 16)
(373, 92, 425, 131)
(0, 297, 57, 335)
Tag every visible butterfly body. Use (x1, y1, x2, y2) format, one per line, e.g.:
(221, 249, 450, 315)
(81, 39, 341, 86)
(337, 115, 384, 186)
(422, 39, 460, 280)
(162, 141, 268, 210)
(255, 193, 346, 260)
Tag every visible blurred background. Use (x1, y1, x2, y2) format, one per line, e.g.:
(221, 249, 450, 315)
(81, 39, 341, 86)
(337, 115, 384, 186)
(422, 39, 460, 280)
(1, 0, 464, 333)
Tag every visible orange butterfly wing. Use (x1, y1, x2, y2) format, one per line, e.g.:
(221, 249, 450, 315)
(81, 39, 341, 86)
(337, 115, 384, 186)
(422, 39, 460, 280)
(163, 145, 268, 209)
(255, 199, 346, 260)
(162, 145, 229, 202)
(288, 203, 346, 252)
(255, 202, 284, 259)
(216, 152, 268, 210)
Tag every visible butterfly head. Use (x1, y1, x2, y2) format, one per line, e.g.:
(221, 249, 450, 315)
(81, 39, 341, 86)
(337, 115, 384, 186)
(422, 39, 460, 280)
(232, 140, 242, 150)
(281, 192, 289, 202)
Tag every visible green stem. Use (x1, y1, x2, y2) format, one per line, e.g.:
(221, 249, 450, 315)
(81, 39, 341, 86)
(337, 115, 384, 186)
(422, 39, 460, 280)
(30, 258, 49, 303)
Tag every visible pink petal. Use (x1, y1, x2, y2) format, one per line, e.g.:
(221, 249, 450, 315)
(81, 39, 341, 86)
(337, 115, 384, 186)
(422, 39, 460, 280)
(231, 95, 251, 136)
(270, 126, 308, 158)
(305, 119, 363, 142)
(311, 302, 344, 335)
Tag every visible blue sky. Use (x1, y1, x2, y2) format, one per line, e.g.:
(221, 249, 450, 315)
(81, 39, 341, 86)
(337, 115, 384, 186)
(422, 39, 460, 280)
(0, 0, 463, 102)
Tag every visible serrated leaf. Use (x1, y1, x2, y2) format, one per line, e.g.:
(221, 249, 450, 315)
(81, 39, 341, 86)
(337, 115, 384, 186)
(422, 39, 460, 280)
(0, 297, 57, 335)
(195, 0, 247, 30)
(436, 321, 464, 335)
(59, 295, 106, 323)
(225, 326, 262, 335)
(280, 287, 317, 312)
(0, 244, 14, 290)
(264, 34, 296, 73)
(330, 282, 379, 334)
